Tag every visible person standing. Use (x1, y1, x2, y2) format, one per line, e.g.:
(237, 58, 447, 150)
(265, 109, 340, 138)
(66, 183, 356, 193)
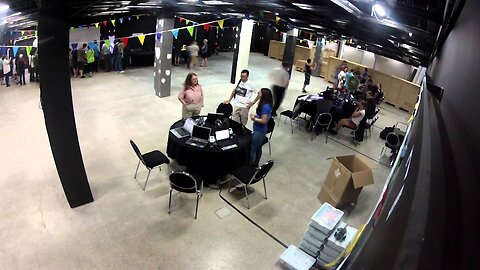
(2, 56, 10, 87)
(116, 41, 124, 73)
(269, 62, 290, 117)
(173, 40, 181, 66)
(200, 39, 208, 67)
(249, 88, 273, 167)
(337, 66, 348, 89)
(17, 54, 27, 85)
(101, 42, 111, 72)
(302, 59, 316, 93)
(86, 46, 95, 77)
(77, 43, 87, 78)
(0, 56, 4, 85)
(224, 69, 261, 125)
(92, 40, 100, 73)
(186, 41, 199, 69)
(178, 72, 204, 118)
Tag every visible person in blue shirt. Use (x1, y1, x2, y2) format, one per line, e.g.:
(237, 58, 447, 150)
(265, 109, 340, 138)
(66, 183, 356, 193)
(249, 88, 273, 167)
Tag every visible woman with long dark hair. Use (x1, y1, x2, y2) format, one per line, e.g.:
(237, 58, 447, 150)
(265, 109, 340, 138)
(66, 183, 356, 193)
(178, 72, 204, 118)
(249, 88, 273, 167)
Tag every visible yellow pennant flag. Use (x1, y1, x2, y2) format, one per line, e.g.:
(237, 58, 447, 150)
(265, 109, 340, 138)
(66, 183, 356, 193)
(21, 30, 25, 36)
(185, 19, 191, 25)
(218, 19, 224, 29)
(95, 22, 99, 28)
(111, 19, 115, 26)
(137, 35, 145, 45)
(276, 16, 280, 23)
(275, 29, 278, 32)
(187, 26, 194, 36)
(310, 34, 313, 39)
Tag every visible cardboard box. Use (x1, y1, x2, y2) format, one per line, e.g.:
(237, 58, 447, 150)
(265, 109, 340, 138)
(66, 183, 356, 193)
(317, 155, 374, 208)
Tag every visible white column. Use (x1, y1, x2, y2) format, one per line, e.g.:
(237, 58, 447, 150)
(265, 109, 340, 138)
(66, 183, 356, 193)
(234, 19, 254, 80)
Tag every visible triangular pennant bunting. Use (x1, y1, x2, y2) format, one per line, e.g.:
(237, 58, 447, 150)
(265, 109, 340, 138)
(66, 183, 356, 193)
(136, 15, 139, 20)
(95, 22, 99, 28)
(310, 34, 313, 39)
(276, 16, 280, 23)
(187, 26, 194, 36)
(218, 19, 224, 29)
(137, 35, 145, 45)
(156, 32, 162, 41)
(26, 46, 32, 56)
(111, 19, 115, 26)
(185, 19, 191, 25)
(121, 37, 129, 47)
(1, 47, 7, 56)
(203, 24, 211, 32)
(103, 21, 107, 27)
(12, 47, 18, 57)
(105, 40, 111, 48)
(171, 29, 179, 39)
(28, 30, 32, 35)
(119, 18, 124, 24)
(179, 17, 184, 22)
(21, 31, 25, 36)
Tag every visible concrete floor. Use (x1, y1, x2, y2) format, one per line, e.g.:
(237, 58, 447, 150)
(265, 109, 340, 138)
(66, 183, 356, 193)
(0, 52, 410, 269)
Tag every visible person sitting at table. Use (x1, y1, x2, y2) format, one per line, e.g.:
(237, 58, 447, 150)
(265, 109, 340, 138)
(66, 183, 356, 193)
(249, 88, 273, 168)
(225, 69, 260, 125)
(332, 101, 366, 134)
(178, 72, 204, 119)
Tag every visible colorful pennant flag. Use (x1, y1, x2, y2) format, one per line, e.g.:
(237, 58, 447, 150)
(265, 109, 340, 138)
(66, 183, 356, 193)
(156, 32, 162, 41)
(185, 19, 191, 25)
(217, 19, 224, 29)
(13, 47, 18, 57)
(136, 15, 139, 20)
(119, 18, 124, 24)
(203, 24, 211, 32)
(179, 17, 184, 23)
(111, 19, 115, 26)
(95, 22, 99, 28)
(71, 43, 78, 50)
(1, 47, 7, 56)
(121, 37, 129, 47)
(26, 46, 32, 56)
(276, 16, 280, 23)
(171, 29, 179, 39)
(28, 30, 32, 35)
(103, 21, 107, 27)
(21, 30, 25, 36)
(187, 26, 194, 36)
(310, 34, 313, 39)
(137, 35, 145, 45)
(105, 40, 111, 48)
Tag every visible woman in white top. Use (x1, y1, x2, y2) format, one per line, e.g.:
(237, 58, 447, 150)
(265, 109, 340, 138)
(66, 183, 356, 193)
(337, 66, 348, 89)
(333, 101, 366, 134)
(3, 56, 11, 87)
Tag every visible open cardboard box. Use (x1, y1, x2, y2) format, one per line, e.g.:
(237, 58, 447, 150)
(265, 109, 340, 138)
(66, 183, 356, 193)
(317, 155, 374, 208)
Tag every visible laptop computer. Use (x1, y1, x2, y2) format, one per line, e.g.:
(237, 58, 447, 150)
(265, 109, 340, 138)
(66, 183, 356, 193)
(206, 113, 224, 123)
(185, 125, 211, 148)
(170, 118, 195, 139)
(215, 129, 230, 141)
(228, 119, 246, 135)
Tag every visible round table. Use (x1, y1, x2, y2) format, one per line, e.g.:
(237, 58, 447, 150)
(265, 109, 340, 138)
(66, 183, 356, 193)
(166, 119, 251, 184)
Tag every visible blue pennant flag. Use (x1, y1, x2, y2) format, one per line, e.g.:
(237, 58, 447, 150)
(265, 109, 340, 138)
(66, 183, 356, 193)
(171, 29, 179, 39)
(71, 43, 78, 50)
(13, 46, 18, 57)
(119, 18, 124, 24)
(156, 32, 162, 41)
(1, 47, 6, 56)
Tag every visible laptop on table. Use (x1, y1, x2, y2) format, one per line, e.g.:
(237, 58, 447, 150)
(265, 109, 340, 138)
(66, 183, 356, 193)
(185, 125, 211, 148)
(170, 118, 195, 139)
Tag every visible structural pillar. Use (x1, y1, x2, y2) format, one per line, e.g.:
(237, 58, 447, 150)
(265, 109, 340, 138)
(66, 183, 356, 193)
(154, 10, 174, 97)
(38, 0, 93, 208)
(283, 28, 298, 75)
(230, 19, 254, 84)
(336, 39, 346, 58)
(312, 37, 323, 77)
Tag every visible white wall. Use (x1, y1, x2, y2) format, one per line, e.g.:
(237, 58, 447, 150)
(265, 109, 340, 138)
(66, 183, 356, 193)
(360, 51, 375, 68)
(373, 55, 413, 80)
(342, 45, 363, 64)
(69, 27, 100, 45)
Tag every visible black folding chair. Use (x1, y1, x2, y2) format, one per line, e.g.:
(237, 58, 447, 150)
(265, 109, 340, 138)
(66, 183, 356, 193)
(216, 103, 233, 118)
(280, 101, 304, 133)
(262, 118, 275, 155)
(168, 171, 204, 219)
(310, 113, 333, 142)
(130, 140, 170, 191)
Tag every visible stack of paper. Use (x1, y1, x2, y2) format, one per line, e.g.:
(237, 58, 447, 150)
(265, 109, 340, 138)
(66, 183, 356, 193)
(279, 245, 316, 270)
(317, 222, 358, 266)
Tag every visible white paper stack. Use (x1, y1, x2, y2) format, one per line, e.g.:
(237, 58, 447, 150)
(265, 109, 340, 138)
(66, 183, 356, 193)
(317, 222, 358, 266)
(279, 245, 316, 270)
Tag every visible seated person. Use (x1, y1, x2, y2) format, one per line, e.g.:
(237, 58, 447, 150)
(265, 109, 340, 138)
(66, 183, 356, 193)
(365, 91, 377, 119)
(332, 101, 366, 134)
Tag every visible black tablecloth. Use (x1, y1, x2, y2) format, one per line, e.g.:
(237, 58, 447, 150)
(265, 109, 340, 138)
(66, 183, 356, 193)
(166, 119, 251, 184)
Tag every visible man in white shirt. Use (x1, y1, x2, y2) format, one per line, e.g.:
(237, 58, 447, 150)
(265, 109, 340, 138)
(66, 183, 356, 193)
(225, 69, 261, 125)
(269, 62, 290, 116)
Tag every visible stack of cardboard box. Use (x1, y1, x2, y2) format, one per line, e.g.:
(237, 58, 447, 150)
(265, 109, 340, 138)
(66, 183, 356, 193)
(317, 221, 358, 266)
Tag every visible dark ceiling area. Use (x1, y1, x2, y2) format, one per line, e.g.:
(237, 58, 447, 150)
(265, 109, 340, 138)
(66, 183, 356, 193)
(2, 0, 458, 66)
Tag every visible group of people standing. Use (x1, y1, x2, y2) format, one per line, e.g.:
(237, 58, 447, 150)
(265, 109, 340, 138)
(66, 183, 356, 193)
(69, 41, 126, 78)
(177, 69, 273, 168)
(185, 39, 209, 69)
(1, 49, 39, 87)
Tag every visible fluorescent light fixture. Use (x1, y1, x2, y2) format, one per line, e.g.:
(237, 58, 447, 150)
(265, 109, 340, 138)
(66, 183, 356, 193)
(310, 24, 324, 29)
(292, 3, 313, 10)
(372, 3, 388, 20)
(330, 0, 362, 16)
(0, 4, 9, 12)
(408, 32, 412, 37)
(202, 1, 233, 5)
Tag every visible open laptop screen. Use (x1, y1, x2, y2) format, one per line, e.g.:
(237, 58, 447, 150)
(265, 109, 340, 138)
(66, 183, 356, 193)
(183, 118, 195, 134)
(192, 125, 211, 140)
(215, 129, 230, 141)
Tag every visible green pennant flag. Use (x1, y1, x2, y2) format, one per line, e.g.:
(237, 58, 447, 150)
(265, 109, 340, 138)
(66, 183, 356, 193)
(187, 26, 194, 36)
(105, 40, 111, 48)
(185, 19, 191, 25)
(26, 46, 32, 56)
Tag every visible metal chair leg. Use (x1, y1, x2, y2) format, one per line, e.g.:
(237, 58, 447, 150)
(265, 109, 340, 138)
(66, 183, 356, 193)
(268, 141, 272, 155)
(263, 178, 268, 199)
(143, 170, 151, 191)
(168, 188, 173, 214)
(195, 193, 200, 219)
(290, 119, 294, 134)
(244, 185, 250, 209)
(134, 160, 140, 179)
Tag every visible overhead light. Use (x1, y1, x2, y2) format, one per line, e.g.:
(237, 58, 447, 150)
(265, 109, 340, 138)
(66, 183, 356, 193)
(292, 3, 313, 10)
(408, 32, 413, 37)
(202, 1, 233, 5)
(310, 24, 324, 29)
(372, 3, 388, 20)
(0, 4, 9, 12)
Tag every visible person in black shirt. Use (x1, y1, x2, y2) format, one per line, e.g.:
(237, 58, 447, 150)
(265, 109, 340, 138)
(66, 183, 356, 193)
(302, 59, 316, 93)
